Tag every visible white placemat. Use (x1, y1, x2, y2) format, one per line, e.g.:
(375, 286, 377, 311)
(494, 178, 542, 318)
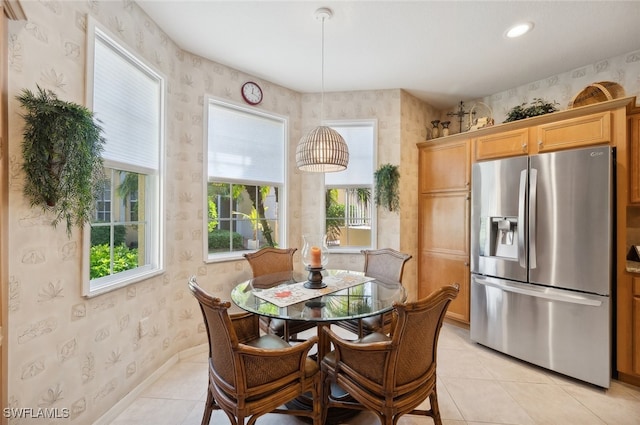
(252, 272, 374, 308)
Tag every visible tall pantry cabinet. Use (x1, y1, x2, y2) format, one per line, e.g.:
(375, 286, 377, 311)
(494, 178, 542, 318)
(621, 108, 640, 387)
(417, 138, 471, 325)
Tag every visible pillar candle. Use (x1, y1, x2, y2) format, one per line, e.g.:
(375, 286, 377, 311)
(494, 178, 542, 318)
(310, 246, 322, 267)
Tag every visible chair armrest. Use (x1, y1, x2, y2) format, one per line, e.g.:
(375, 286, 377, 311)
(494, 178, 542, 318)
(236, 336, 319, 389)
(230, 312, 261, 343)
(323, 327, 391, 385)
(323, 326, 392, 353)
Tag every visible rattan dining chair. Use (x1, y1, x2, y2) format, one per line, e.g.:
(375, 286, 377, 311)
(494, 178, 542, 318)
(243, 247, 316, 341)
(321, 283, 459, 425)
(188, 276, 322, 425)
(336, 248, 412, 337)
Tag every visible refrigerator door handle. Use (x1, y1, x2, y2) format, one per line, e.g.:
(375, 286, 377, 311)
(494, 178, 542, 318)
(529, 167, 538, 269)
(517, 169, 527, 268)
(473, 276, 603, 307)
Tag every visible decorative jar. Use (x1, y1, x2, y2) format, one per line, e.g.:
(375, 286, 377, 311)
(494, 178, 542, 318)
(440, 120, 451, 137)
(430, 120, 440, 138)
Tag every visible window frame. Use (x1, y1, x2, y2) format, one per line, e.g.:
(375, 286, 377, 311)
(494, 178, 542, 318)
(323, 119, 378, 253)
(82, 17, 165, 297)
(203, 96, 289, 262)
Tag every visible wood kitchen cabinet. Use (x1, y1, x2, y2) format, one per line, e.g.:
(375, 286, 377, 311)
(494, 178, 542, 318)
(419, 192, 468, 256)
(618, 274, 640, 384)
(419, 251, 469, 323)
(629, 113, 640, 203)
(419, 139, 470, 192)
(534, 110, 612, 153)
(619, 105, 640, 387)
(633, 278, 640, 376)
(472, 108, 616, 162)
(417, 138, 471, 325)
(474, 127, 529, 161)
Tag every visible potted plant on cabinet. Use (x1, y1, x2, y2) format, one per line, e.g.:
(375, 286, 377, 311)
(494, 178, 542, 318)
(17, 85, 105, 237)
(504, 98, 559, 122)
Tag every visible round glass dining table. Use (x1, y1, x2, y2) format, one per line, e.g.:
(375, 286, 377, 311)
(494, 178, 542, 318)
(231, 269, 406, 423)
(230, 268, 407, 361)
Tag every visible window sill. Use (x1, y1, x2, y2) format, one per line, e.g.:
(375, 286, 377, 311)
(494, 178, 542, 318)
(205, 250, 258, 264)
(83, 267, 164, 298)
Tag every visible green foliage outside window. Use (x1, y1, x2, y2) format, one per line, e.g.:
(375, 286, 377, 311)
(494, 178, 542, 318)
(208, 183, 278, 251)
(208, 198, 219, 232)
(90, 224, 126, 246)
(326, 202, 345, 241)
(208, 229, 244, 252)
(90, 243, 139, 279)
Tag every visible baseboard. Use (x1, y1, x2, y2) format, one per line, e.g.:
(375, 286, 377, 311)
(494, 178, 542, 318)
(443, 317, 470, 330)
(92, 343, 208, 425)
(616, 371, 640, 388)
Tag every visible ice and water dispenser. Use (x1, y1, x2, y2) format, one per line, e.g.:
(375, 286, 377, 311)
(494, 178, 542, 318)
(479, 216, 519, 260)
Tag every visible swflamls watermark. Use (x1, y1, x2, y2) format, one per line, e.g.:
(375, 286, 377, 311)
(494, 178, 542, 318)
(3, 407, 70, 419)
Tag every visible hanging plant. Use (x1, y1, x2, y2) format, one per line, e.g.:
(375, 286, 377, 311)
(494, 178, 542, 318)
(17, 85, 105, 237)
(374, 163, 400, 212)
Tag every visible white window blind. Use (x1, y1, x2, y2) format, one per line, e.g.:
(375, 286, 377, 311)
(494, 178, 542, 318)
(93, 30, 161, 173)
(208, 101, 285, 184)
(325, 123, 375, 186)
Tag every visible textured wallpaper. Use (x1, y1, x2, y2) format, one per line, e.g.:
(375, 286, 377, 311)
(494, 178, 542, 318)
(441, 49, 640, 135)
(4, 1, 415, 423)
(3, 0, 639, 424)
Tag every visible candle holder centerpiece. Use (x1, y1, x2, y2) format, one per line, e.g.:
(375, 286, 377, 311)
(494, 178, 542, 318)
(301, 234, 329, 289)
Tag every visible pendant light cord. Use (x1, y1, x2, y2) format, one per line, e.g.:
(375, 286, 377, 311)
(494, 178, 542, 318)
(320, 14, 325, 123)
(295, 7, 349, 173)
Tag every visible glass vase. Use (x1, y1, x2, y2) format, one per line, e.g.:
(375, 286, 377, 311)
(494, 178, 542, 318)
(301, 234, 329, 289)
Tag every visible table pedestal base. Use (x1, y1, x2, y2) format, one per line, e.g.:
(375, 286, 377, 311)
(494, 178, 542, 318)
(285, 383, 359, 425)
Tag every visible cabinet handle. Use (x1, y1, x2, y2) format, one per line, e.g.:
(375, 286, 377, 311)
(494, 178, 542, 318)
(522, 143, 527, 152)
(466, 195, 470, 200)
(464, 262, 469, 267)
(538, 140, 544, 148)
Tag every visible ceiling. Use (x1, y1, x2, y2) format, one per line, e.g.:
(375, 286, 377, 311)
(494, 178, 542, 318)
(136, 1, 640, 110)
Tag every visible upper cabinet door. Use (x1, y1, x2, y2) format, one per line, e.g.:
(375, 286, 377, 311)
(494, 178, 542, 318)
(535, 111, 611, 153)
(419, 139, 470, 193)
(629, 114, 640, 203)
(474, 128, 529, 161)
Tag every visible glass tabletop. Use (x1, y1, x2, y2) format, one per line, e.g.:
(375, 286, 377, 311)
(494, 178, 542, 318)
(231, 269, 407, 322)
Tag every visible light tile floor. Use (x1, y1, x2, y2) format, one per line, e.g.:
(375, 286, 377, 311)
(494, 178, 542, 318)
(109, 323, 640, 425)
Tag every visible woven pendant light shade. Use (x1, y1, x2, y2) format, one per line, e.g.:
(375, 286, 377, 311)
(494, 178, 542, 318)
(295, 8, 349, 173)
(296, 126, 349, 172)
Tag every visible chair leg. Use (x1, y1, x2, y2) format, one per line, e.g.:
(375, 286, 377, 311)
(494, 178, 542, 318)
(312, 378, 323, 425)
(321, 373, 332, 425)
(429, 392, 442, 425)
(378, 412, 393, 425)
(201, 388, 214, 425)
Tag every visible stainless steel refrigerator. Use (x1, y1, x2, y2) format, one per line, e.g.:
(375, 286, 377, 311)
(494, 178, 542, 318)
(470, 145, 613, 388)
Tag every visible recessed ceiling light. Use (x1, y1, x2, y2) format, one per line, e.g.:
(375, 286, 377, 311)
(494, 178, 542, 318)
(506, 22, 534, 38)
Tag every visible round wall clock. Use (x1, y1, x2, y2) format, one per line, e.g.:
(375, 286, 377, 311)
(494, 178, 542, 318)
(241, 81, 263, 105)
